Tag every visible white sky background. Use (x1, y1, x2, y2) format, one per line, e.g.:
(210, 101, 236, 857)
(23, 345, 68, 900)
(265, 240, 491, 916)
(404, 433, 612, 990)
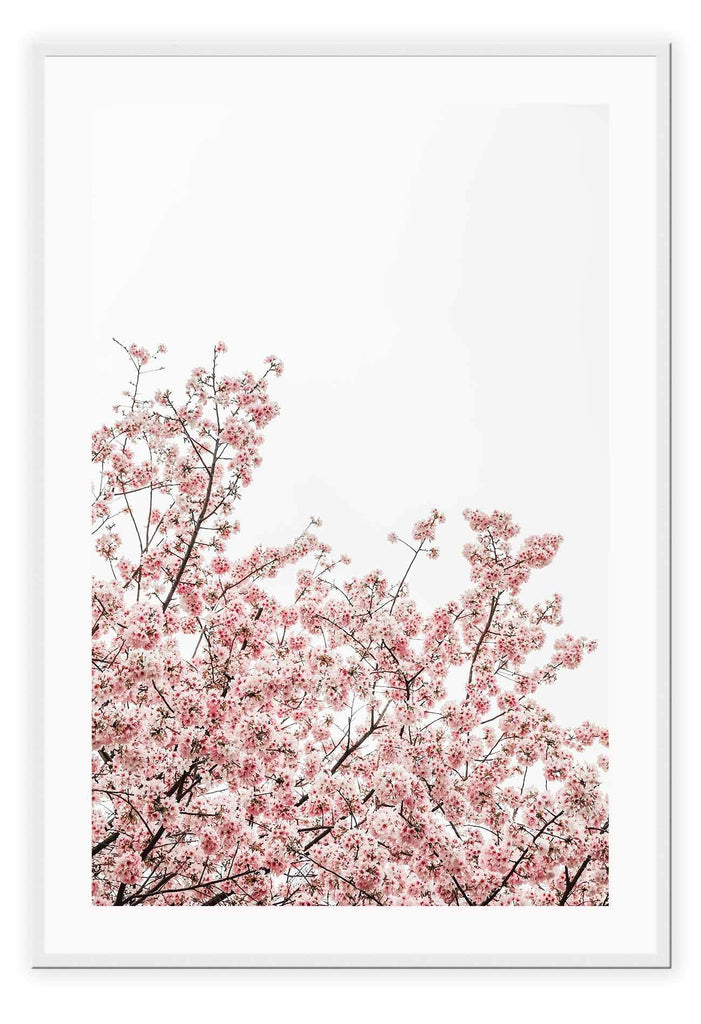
(90, 59, 608, 726)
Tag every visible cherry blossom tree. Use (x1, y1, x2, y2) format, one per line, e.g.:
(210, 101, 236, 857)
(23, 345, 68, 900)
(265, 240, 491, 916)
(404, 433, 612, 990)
(91, 342, 609, 907)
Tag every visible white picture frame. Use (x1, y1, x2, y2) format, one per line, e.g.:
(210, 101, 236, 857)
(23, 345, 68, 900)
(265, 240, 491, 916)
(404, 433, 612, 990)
(34, 40, 671, 968)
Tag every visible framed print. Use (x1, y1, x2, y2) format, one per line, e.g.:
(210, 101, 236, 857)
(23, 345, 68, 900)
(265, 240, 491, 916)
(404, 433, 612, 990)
(34, 41, 670, 968)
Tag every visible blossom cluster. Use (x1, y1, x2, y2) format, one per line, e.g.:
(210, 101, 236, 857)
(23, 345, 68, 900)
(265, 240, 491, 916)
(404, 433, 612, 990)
(91, 343, 608, 907)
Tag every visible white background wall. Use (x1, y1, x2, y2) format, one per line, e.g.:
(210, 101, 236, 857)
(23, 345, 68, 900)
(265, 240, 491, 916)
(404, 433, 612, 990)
(2, 0, 697, 1019)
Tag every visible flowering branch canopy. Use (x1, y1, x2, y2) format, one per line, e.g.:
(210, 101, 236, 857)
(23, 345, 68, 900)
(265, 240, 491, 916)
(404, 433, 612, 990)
(91, 343, 608, 907)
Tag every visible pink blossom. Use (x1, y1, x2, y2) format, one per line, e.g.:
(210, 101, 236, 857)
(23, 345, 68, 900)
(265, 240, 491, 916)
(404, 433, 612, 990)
(91, 343, 608, 908)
